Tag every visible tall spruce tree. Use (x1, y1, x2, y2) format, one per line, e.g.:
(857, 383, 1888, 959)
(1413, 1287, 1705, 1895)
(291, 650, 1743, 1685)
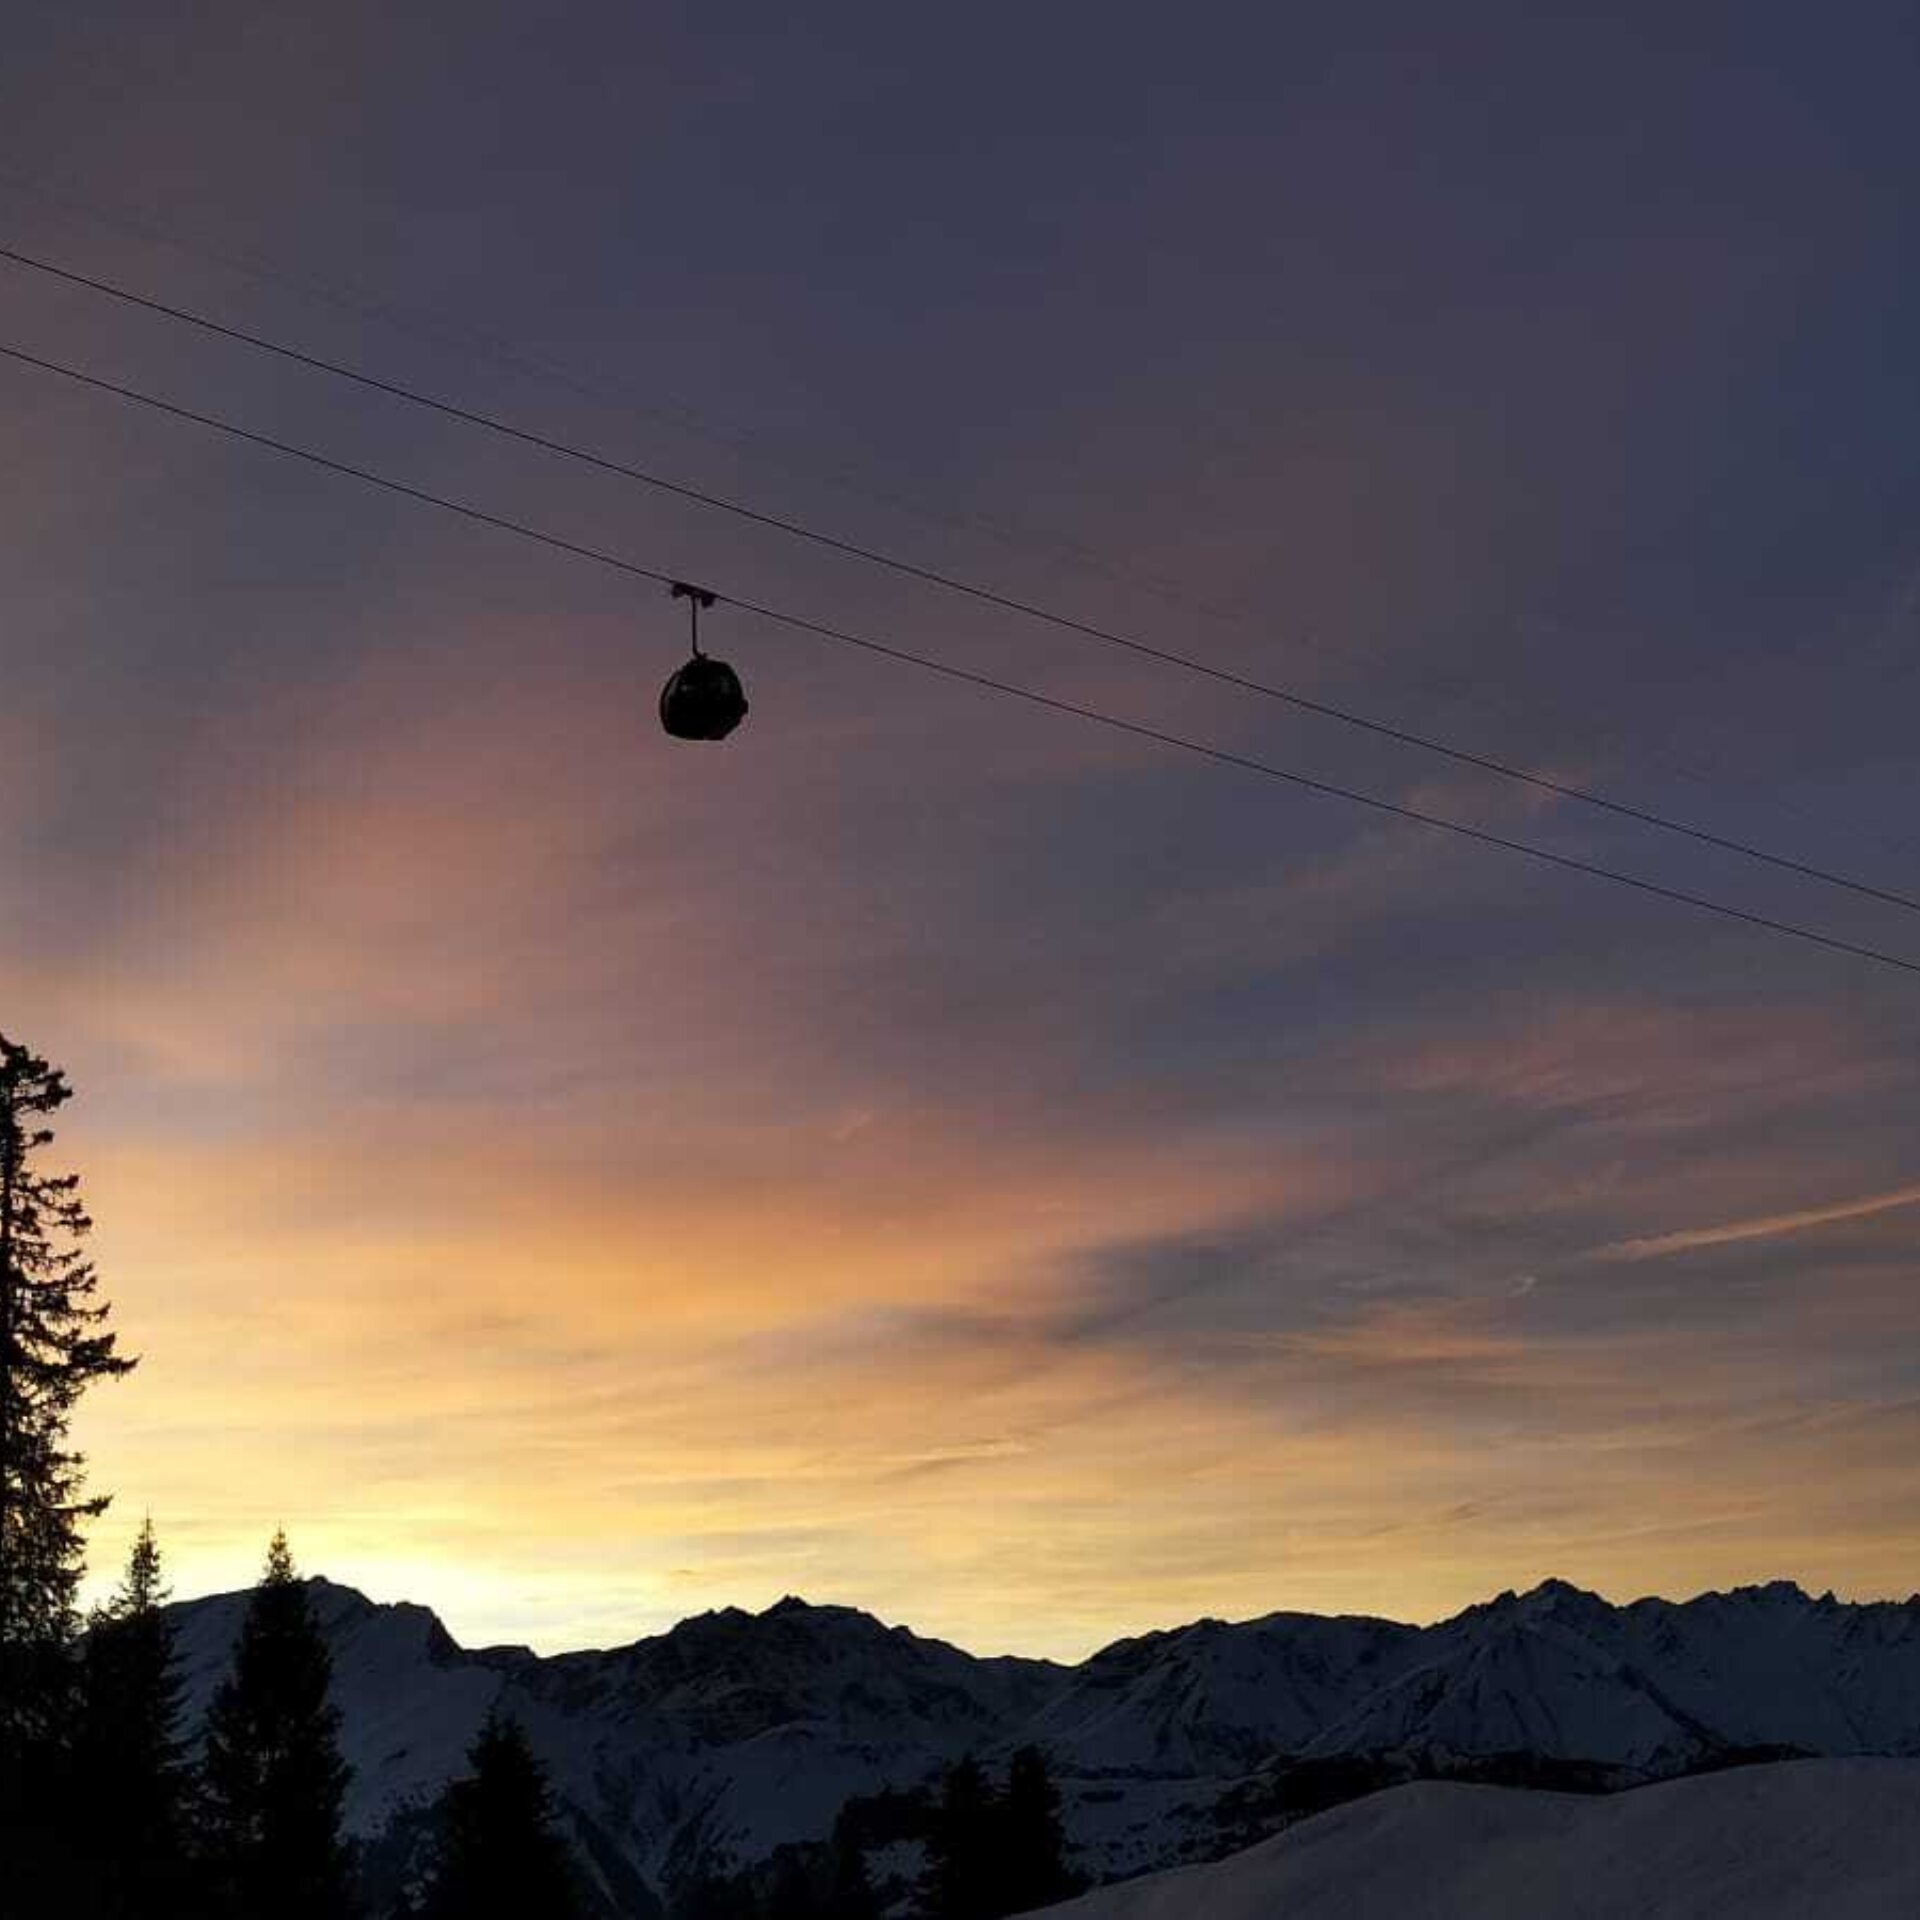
(79, 1517, 194, 1916)
(0, 1034, 136, 1913)
(825, 1812, 883, 1920)
(765, 1848, 816, 1920)
(201, 1530, 354, 1919)
(922, 1755, 1000, 1920)
(998, 1746, 1075, 1914)
(422, 1708, 580, 1920)
(0, 1036, 137, 1651)
(825, 1810, 880, 1920)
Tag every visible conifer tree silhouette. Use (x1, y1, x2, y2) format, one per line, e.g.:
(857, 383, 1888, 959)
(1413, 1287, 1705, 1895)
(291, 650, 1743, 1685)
(422, 1707, 581, 1919)
(825, 1811, 880, 1920)
(998, 1746, 1076, 1913)
(765, 1848, 815, 1920)
(0, 1034, 135, 1914)
(923, 1754, 999, 1920)
(671, 1873, 755, 1920)
(201, 1531, 353, 1919)
(79, 1518, 195, 1915)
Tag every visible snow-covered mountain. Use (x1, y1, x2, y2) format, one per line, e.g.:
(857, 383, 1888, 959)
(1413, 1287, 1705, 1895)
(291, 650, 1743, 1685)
(170, 1582, 1060, 1909)
(1304, 1577, 1920, 1772)
(1031, 1758, 1920, 1919)
(1023, 1610, 1419, 1776)
(165, 1575, 1920, 1913)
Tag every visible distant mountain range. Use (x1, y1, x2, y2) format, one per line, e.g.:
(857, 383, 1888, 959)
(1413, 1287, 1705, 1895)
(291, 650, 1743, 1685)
(165, 1576, 1920, 1916)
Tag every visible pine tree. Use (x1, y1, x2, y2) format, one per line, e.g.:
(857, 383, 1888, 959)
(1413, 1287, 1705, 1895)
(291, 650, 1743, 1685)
(765, 1848, 817, 1920)
(0, 1034, 136, 1913)
(421, 1707, 581, 1919)
(679, 1873, 760, 1920)
(0, 1036, 137, 1654)
(672, 1873, 758, 1920)
(923, 1754, 1000, 1920)
(201, 1531, 354, 1919)
(78, 1517, 195, 1915)
(998, 1746, 1075, 1914)
(825, 1817, 879, 1920)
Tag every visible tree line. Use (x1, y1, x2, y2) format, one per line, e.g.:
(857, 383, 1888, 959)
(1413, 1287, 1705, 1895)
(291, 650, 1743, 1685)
(0, 1035, 582, 1918)
(920, 1749, 1080, 1920)
(673, 1747, 1078, 1920)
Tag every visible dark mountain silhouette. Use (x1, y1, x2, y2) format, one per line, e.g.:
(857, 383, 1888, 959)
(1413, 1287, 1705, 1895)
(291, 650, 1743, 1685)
(164, 1576, 1920, 1914)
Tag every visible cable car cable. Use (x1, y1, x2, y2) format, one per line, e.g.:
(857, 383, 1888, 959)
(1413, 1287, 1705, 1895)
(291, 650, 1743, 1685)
(15, 191, 1915, 885)
(4, 334, 1918, 983)
(5, 172, 1908, 847)
(4, 240, 1916, 920)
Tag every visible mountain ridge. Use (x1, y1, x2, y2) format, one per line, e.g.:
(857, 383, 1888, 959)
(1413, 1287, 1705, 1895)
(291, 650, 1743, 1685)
(162, 1572, 1920, 1913)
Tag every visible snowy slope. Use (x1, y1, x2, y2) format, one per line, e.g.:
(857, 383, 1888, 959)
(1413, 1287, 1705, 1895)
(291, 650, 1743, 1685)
(504, 1597, 1061, 1889)
(1023, 1611, 1420, 1775)
(163, 1575, 1920, 1911)
(170, 1579, 504, 1838)
(1033, 1758, 1920, 1919)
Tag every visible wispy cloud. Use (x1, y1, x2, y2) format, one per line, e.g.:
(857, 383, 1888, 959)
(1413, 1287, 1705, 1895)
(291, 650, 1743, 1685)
(1597, 1185, 1920, 1263)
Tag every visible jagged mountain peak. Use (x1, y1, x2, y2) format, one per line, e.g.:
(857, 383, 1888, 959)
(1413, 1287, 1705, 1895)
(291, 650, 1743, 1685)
(1729, 1578, 1814, 1605)
(1457, 1576, 1612, 1625)
(1524, 1576, 1603, 1602)
(607, 1590, 1005, 1672)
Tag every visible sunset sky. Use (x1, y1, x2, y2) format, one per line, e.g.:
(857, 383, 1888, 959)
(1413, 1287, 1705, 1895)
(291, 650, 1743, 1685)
(3, 2, 1918, 1660)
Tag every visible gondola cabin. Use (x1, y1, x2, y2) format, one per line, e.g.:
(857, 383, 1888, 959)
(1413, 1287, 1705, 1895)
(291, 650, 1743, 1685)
(660, 653, 749, 740)
(660, 581, 749, 741)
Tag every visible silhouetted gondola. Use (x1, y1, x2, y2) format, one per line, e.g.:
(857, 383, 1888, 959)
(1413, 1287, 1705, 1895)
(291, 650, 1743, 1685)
(660, 582, 748, 740)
